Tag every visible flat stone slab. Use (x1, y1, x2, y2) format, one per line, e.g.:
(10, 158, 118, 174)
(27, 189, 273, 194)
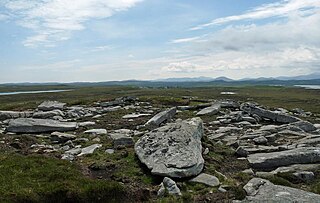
(78, 144, 102, 156)
(6, 118, 77, 133)
(196, 102, 221, 116)
(135, 117, 204, 178)
(38, 101, 66, 111)
(84, 129, 107, 135)
(189, 173, 220, 187)
(145, 107, 176, 129)
(239, 178, 320, 202)
(247, 147, 320, 170)
(122, 113, 151, 119)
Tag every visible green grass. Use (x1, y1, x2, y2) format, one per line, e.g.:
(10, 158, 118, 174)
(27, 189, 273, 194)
(0, 153, 126, 203)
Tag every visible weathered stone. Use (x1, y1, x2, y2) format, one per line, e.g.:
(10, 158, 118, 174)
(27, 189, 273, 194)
(236, 147, 249, 157)
(290, 121, 317, 132)
(196, 102, 221, 116)
(0, 111, 33, 120)
(241, 104, 300, 124)
(293, 171, 315, 182)
(78, 144, 102, 156)
(242, 169, 255, 175)
(135, 117, 204, 178)
(157, 183, 166, 197)
(247, 147, 320, 170)
(163, 177, 182, 196)
(38, 101, 66, 111)
(239, 178, 320, 202)
(110, 133, 134, 148)
(51, 132, 76, 143)
(33, 110, 64, 119)
(7, 118, 77, 133)
(189, 173, 220, 187)
(84, 129, 107, 135)
(253, 136, 268, 145)
(145, 107, 176, 129)
(105, 149, 115, 154)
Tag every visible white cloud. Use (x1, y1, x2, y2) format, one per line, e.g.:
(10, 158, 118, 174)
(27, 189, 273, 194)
(0, 13, 9, 21)
(2, 0, 143, 47)
(171, 36, 201, 44)
(191, 0, 320, 30)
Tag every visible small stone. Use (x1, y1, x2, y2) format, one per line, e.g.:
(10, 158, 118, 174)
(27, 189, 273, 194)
(293, 171, 315, 182)
(253, 136, 268, 145)
(236, 147, 249, 157)
(242, 169, 254, 175)
(190, 173, 220, 187)
(105, 149, 115, 154)
(203, 148, 209, 155)
(163, 177, 182, 196)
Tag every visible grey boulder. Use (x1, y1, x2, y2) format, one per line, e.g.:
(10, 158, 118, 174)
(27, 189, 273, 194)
(135, 117, 204, 178)
(7, 118, 77, 133)
(239, 178, 320, 202)
(33, 110, 64, 119)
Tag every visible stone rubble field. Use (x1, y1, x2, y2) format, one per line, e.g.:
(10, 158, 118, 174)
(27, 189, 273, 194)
(1, 95, 320, 202)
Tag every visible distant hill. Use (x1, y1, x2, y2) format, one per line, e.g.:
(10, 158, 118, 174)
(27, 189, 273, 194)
(155, 76, 233, 82)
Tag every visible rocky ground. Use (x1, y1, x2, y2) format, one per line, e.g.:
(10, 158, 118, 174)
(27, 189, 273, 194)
(1, 95, 320, 202)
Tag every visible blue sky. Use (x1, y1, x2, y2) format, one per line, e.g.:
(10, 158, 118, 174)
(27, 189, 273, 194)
(0, 0, 319, 82)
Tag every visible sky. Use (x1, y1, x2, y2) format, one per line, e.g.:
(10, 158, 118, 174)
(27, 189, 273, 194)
(0, 0, 319, 83)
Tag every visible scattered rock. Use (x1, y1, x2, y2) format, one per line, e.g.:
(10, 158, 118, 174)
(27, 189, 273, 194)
(122, 113, 151, 119)
(7, 118, 77, 133)
(105, 149, 115, 154)
(79, 121, 96, 127)
(241, 103, 300, 124)
(189, 173, 220, 187)
(253, 136, 268, 145)
(135, 117, 204, 178)
(291, 121, 317, 132)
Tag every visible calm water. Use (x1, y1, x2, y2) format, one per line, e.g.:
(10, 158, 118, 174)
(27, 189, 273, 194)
(294, 85, 320, 90)
(0, 89, 72, 96)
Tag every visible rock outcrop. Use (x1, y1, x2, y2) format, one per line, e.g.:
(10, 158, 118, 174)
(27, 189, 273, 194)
(38, 101, 66, 111)
(0, 111, 33, 120)
(196, 102, 221, 116)
(135, 117, 204, 178)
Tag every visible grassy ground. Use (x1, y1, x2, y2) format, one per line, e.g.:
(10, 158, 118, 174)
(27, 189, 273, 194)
(0, 85, 319, 202)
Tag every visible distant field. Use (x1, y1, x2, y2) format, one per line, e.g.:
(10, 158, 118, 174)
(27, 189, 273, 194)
(0, 85, 319, 115)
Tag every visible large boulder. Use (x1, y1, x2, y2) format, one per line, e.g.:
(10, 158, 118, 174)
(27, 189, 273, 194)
(135, 117, 204, 178)
(247, 147, 320, 170)
(239, 178, 320, 202)
(290, 121, 317, 132)
(241, 103, 300, 124)
(0, 111, 33, 120)
(38, 101, 66, 111)
(33, 110, 64, 119)
(145, 107, 176, 129)
(6, 118, 77, 133)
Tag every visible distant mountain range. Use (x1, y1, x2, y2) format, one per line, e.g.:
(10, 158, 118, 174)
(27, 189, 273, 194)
(155, 72, 320, 82)
(1, 72, 320, 87)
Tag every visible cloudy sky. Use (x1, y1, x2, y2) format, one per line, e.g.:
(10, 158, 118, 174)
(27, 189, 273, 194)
(0, 0, 319, 83)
